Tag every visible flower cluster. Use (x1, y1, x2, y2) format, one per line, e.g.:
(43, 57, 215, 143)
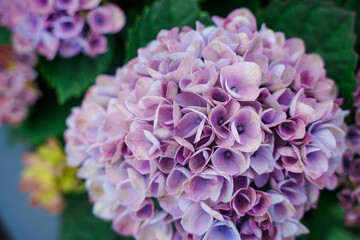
(20, 137, 83, 214)
(337, 74, 360, 226)
(0, 0, 125, 59)
(65, 8, 347, 239)
(0, 45, 38, 126)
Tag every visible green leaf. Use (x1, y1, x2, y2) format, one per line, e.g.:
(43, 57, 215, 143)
(0, 26, 11, 45)
(200, 0, 268, 17)
(38, 37, 115, 104)
(327, 228, 358, 240)
(298, 191, 359, 240)
(345, 0, 360, 58)
(62, 193, 133, 240)
(125, 0, 212, 61)
(258, 0, 357, 109)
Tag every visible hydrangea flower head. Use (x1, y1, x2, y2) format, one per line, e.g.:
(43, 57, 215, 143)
(0, 44, 39, 126)
(20, 137, 84, 214)
(65, 8, 347, 239)
(0, 0, 125, 59)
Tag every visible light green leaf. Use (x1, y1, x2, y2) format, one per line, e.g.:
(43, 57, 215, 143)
(38, 37, 115, 104)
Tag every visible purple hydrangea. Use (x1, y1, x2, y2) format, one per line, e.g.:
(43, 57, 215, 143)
(65, 8, 347, 239)
(0, 0, 125, 59)
(0, 45, 39, 126)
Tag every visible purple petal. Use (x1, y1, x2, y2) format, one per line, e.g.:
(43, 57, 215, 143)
(134, 198, 154, 220)
(189, 148, 211, 173)
(184, 170, 220, 201)
(250, 146, 275, 175)
(203, 42, 237, 69)
(231, 187, 257, 216)
(87, 3, 126, 34)
(181, 202, 213, 236)
(166, 167, 191, 196)
(212, 148, 249, 175)
(203, 220, 241, 240)
(53, 15, 85, 39)
(220, 62, 262, 101)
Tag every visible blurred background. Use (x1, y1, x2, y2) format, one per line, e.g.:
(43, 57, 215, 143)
(0, 127, 59, 240)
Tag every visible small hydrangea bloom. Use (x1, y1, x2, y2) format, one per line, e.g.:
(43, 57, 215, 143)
(65, 8, 347, 239)
(0, 0, 125, 59)
(0, 45, 39, 126)
(20, 137, 84, 214)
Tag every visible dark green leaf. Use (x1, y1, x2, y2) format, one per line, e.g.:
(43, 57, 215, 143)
(0, 26, 11, 45)
(258, 0, 357, 109)
(327, 228, 358, 240)
(298, 191, 359, 240)
(62, 193, 133, 240)
(38, 37, 115, 104)
(345, 0, 360, 61)
(200, 0, 269, 17)
(125, 0, 212, 61)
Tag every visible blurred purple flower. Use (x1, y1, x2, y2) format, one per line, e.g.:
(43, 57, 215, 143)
(0, 45, 39, 126)
(87, 3, 126, 34)
(0, 0, 125, 58)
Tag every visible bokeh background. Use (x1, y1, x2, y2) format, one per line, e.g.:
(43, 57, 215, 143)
(0, 127, 58, 240)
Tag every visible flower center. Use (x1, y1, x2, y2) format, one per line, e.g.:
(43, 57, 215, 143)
(95, 14, 105, 26)
(217, 117, 224, 126)
(224, 150, 232, 158)
(61, 21, 74, 31)
(90, 38, 99, 47)
(46, 13, 57, 22)
(218, 225, 226, 232)
(237, 124, 244, 134)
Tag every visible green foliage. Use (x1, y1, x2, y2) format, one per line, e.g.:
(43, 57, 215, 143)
(299, 191, 359, 240)
(327, 228, 359, 240)
(316, 1, 360, 58)
(200, 0, 270, 17)
(258, 0, 357, 109)
(345, 0, 360, 58)
(0, 26, 11, 45)
(61, 193, 133, 240)
(38, 37, 115, 104)
(125, 0, 211, 61)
